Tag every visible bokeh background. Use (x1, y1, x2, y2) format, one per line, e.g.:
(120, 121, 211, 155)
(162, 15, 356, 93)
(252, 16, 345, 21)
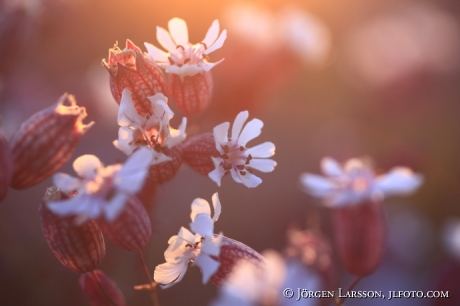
(2, 0, 460, 305)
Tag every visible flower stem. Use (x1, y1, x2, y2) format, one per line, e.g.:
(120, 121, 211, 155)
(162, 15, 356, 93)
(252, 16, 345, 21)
(336, 276, 362, 306)
(90, 270, 119, 306)
(137, 249, 160, 306)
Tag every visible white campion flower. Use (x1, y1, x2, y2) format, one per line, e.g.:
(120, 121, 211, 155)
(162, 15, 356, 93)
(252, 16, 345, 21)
(208, 111, 276, 188)
(48, 147, 153, 222)
(300, 157, 423, 207)
(113, 89, 187, 162)
(154, 193, 222, 288)
(145, 18, 227, 78)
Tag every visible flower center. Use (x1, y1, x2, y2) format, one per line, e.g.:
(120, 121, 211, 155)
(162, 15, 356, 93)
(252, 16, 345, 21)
(219, 142, 253, 176)
(168, 44, 208, 67)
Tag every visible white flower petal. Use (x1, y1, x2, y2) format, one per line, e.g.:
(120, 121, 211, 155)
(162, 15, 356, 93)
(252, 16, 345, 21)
(53, 173, 81, 193)
(299, 173, 336, 197)
(115, 147, 153, 194)
(195, 254, 220, 284)
(165, 117, 187, 148)
(156, 26, 177, 52)
(73, 155, 102, 179)
(202, 20, 220, 48)
(151, 150, 172, 165)
(238, 118, 263, 147)
(374, 167, 423, 196)
(320, 157, 343, 177)
(118, 89, 147, 127)
(232, 170, 262, 188)
(198, 58, 225, 71)
(168, 18, 189, 47)
(176, 227, 196, 245)
(190, 198, 212, 221)
(245, 142, 275, 158)
(211, 193, 221, 222)
(202, 235, 222, 257)
(190, 214, 214, 238)
(113, 126, 138, 156)
(144, 42, 170, 63)
(213, 122, 230, 150)
(229, 168, 243, 184)
(154, 259, 189, 288)
(204, 29, 227, 54)
(231, 111, 249, 141)
(208, 158, 225, 186)
(103, 192, 127, 222)
(48, 194, 101, 219)
(248, 159, 277, 173)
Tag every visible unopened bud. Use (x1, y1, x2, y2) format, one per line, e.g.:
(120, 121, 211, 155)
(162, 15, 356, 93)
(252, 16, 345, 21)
(9, 94, 93, 189)
(169, 71, 213, 116)
(79, 270, 127, 306)
(183, 133, 219, 175)
(97, 195, 151, 251)
(40, 187, 105, 273)
(103, 39, 167, 117)
(332, 200, 386, 277)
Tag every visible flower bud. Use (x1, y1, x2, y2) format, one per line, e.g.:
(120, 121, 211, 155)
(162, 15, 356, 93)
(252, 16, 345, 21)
(97, 195, 151, 251)
(9, 94, 93, 189)
(210, 236, 264, 287)
(0, 128, 12, 201)
(147, 144, 184, 184)
(182, 132, 219, 175)
(40, 187, 105, 273)
(332, 200, 386, 277)
(169, 71, 213, 116)
(79, 270, 127, 306)
(103, 40, 167, 117)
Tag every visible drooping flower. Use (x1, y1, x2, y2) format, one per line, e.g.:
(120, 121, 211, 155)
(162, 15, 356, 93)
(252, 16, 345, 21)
(145, 18, 226, 77)
(300, 156, 423, 277)
(155, 193, 222, 288)
(113, 89, 187, 161)
(300, 156, 423, 207)
(113, 89, 187, 185)
(209, 111, 276, 188)
(9, 94, 93, 190)
(155, 193, 264, 288)
(48, 147, 152, 222)
(102, 39, 167, 117)
(145, 18, 227, 116)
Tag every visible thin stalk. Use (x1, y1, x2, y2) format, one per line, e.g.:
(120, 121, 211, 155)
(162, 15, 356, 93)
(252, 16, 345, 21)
(137, 250, 160, 306)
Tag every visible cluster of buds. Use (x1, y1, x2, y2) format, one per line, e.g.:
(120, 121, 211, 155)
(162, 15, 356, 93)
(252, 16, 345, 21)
(300, 157, 423, 277)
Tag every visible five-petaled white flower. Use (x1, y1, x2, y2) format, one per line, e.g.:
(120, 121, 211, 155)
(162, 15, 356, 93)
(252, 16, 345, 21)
(145, 18, 227, 78)
(48, 147, 153, 222)
(300, 157, 423, 207)
(154, 193, 222, 288)
(209, 111, 276, 188)
(113, 89, 187, 163)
